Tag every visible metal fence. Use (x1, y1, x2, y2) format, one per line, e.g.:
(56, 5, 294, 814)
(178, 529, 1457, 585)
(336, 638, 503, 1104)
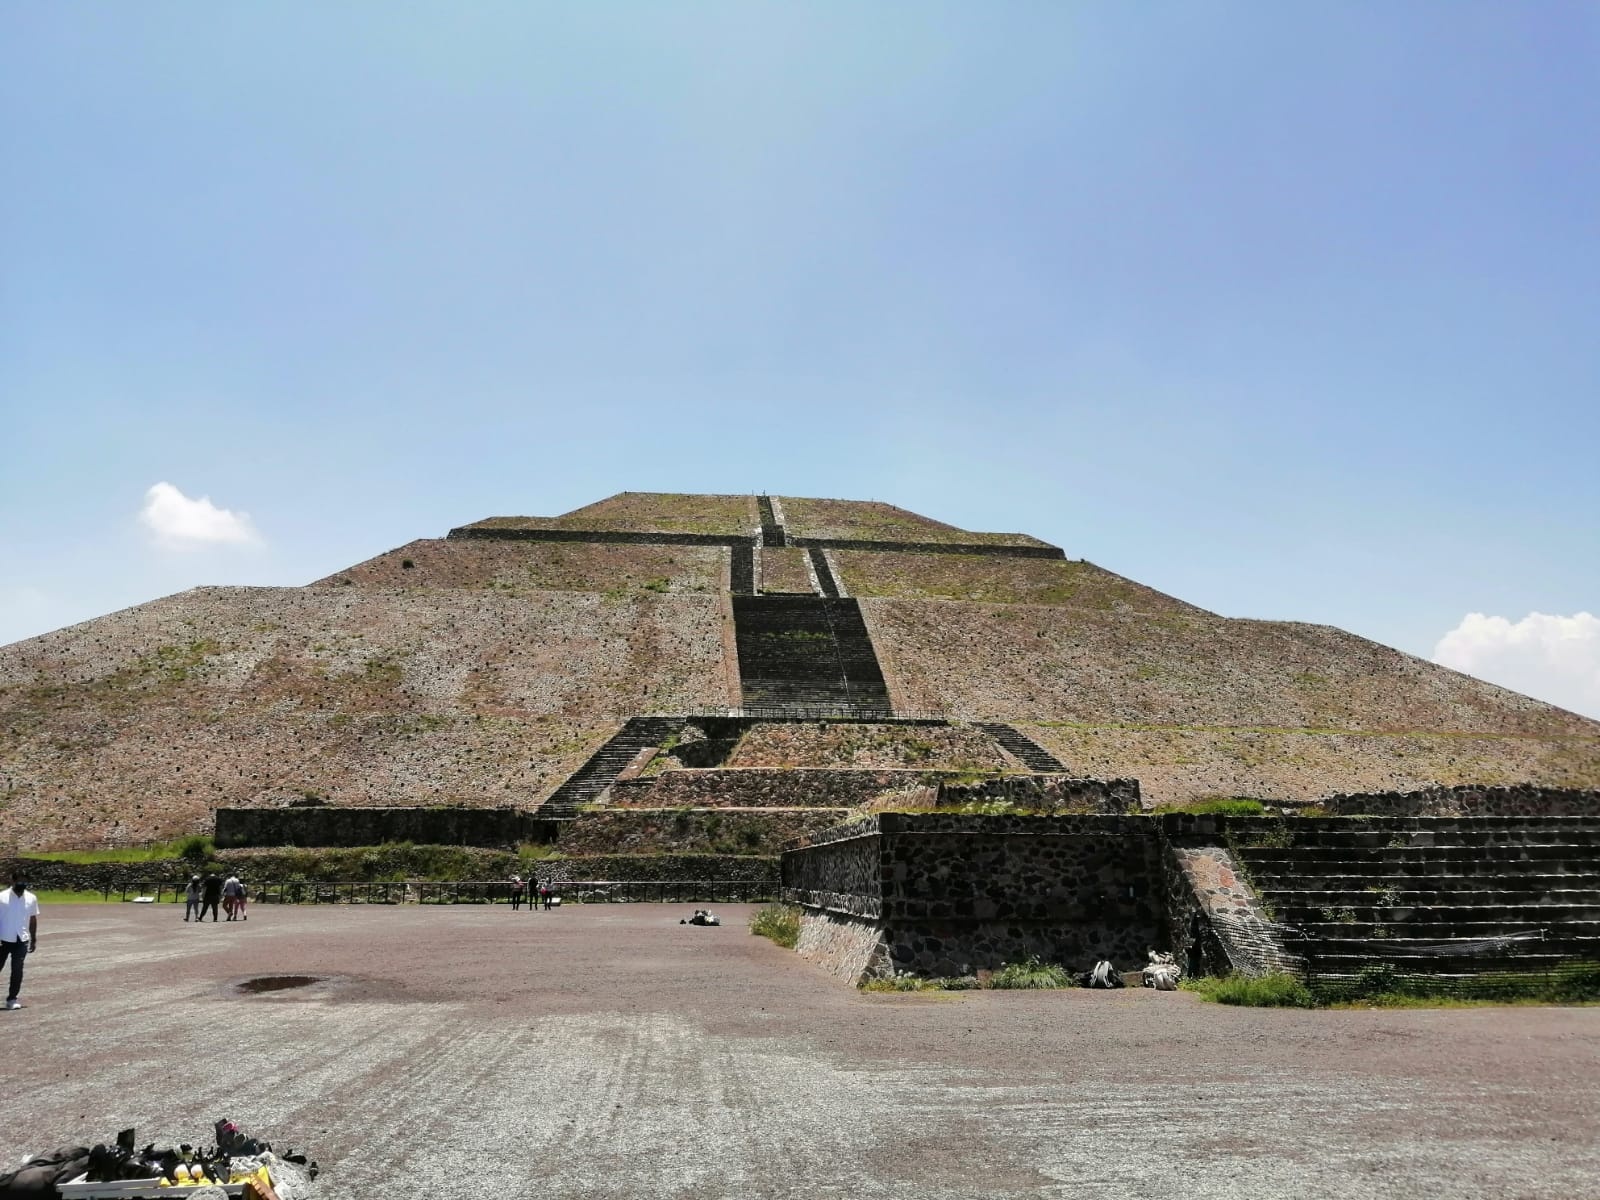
(103, 878, 778, 907)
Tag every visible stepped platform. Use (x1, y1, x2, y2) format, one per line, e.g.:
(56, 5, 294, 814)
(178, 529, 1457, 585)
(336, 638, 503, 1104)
(1229, 816, 1600, 976)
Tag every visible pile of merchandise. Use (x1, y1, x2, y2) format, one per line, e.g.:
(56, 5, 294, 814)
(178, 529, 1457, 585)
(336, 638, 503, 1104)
(0, 1121, 317, 1200)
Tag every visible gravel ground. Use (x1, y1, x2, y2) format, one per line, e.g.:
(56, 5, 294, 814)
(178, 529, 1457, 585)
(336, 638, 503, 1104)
(5, 904, 1598, 1199)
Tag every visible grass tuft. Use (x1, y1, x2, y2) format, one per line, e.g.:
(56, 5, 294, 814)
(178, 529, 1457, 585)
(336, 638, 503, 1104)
(749, 903, 801, 949)
(1183, 973, 1316, 1007)
(989, 956, 1075, 990)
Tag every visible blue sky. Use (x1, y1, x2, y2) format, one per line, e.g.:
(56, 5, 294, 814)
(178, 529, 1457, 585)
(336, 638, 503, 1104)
(3, 3, 1597, 715)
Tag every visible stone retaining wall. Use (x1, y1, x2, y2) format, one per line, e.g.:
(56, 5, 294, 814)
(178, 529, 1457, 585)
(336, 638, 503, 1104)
(609, 769, 947, 809)
(215, 806, 558, 849)
(936, 775, 1139, 813)
(783, 814, 1169, 979)
(556, 809, 848, 856)
(1324, 784, 1600, 817)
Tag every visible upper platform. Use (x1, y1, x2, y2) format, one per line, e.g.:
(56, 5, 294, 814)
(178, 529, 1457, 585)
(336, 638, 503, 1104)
(448, 492, 1061, 557)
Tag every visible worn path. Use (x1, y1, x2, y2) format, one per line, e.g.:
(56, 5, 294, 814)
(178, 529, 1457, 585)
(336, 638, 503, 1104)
(5, 904, 1598, 1199)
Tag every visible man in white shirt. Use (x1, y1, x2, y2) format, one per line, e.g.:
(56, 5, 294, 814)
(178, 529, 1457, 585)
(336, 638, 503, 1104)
(0, 870, 40, 1010)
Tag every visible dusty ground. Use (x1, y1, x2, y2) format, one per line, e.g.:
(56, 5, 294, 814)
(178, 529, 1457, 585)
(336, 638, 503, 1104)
(6, 904, 1598, 1199)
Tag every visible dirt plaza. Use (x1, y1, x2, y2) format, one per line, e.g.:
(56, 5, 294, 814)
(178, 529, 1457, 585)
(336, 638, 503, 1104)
(5, 903, 1597, 1199)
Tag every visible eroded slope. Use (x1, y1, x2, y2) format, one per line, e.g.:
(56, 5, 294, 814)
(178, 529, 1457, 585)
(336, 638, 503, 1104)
(0, 586, 732, 849)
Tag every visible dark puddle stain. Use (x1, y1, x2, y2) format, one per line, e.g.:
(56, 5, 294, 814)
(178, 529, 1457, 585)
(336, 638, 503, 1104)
(237, 974, 322, 995)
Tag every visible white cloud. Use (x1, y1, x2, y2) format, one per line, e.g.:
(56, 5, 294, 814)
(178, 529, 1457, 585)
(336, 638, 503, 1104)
(1433, 611, 1600, 720)
(138, 481, 261, 549)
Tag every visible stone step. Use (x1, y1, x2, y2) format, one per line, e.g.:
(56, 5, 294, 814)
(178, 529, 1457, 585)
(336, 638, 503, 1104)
(1248, 876, 1600, 896)
(1286, 928, 1600, 947)
(538, 717, 684, 820)
(1239, 846, 1598, 868)
(732, 594, 891, 716)
(1230, 816, 1600, 832)
(1236, 829, 1600, 849)
(974, 723, 1066, 772)
(1258, 886, 1600, 906)
(1280, 903, 1600, 922)
(1297, 950, 1597, 974)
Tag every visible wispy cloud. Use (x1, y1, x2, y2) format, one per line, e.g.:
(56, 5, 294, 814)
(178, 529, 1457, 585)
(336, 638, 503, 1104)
(138, 481, 261, 549)
(1434, 611, 1600, 720)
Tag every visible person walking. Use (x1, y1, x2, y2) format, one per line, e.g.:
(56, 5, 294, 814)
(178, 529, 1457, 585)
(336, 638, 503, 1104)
(222, 874, 243, 921)
(0, 870, 40, 1010)
(183, 875, 202, 923)
(200, 872, 223, 923)
(508, 875, 524, 911)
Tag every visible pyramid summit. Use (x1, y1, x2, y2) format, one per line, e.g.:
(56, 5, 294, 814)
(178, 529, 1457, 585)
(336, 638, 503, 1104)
(1, 490, 1596, 853)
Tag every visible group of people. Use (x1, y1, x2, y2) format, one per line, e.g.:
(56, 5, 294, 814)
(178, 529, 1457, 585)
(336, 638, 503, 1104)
(506, 875, 556, 911)
(184, 872, 249, 923)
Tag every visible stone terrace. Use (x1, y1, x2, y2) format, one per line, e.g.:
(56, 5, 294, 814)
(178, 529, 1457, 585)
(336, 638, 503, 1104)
(315, 539, 726, 595)
(777, 496, 1053, 548)
(458, 491, 760, 537)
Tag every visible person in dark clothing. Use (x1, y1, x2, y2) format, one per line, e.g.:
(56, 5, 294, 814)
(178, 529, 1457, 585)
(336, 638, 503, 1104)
(200, 873, 223, 923)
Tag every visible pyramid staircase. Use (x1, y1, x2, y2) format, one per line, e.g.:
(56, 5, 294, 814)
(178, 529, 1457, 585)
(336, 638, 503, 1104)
(975, 723, 1067, 772)
(537, 717, 683, 819)
(1230, 816, 1600, 976)
(732, 595, 891, 718)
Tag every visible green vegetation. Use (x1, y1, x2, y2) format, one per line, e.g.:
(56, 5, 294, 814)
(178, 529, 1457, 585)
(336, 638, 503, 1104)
(1183, 973, 1316, 1007)
(989, 956, 1076, 990)
(1184, 965, 1600, 1008)
(1158, 797, 1267, 816)
(749, 903, 801, 948)
(31, 889, 121, 905)
(23, 836, 214, 865)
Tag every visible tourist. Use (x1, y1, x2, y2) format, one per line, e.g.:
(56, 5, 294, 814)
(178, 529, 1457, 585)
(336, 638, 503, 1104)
(0, 870, 40, 1010)
(540, 883, 553, 911)
(223, 874, 244, 921)
(183, 874, 202, 923)
(234, 878, 249, 921)
(508, 874, 524, 911)
(200, 872, 223, 923)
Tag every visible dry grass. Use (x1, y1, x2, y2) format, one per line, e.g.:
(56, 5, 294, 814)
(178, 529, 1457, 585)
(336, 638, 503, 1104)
(777, 497, 1050, 547)
(462, 492, 758, 537)
(316, 539, 725, 594)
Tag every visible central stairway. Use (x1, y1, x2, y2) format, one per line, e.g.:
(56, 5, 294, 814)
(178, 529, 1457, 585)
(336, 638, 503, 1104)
(1230, 816, 1600, 977)
(732, 595, 892, 718)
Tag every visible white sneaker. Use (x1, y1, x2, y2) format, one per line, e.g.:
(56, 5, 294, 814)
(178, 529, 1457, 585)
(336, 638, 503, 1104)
(3, 998, 19, 1010)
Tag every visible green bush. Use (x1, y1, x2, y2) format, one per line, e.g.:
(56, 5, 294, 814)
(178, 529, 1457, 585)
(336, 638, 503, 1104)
(1166, 798, 1267, 816)
(1184, 972, 1315, 1007)
(749, 903, 801, 949)
(990, 956, 1075, 990)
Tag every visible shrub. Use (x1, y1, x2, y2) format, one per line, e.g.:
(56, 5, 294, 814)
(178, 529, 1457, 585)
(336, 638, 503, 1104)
(989, 956, 1075, 990)
(1183, 973, 1315, 1007)
(861, 974, 939, 992)
(178, 835, 214, 863)
(1166, 798, 1266, 816)
(749, 903, 801, 949)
